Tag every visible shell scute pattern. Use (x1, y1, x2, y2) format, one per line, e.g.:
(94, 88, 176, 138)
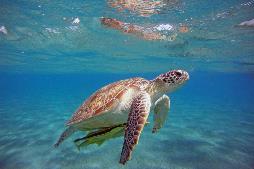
(67, 78, 149, 126)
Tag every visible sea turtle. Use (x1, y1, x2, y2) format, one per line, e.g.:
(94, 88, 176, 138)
(55, 70, 189, 164)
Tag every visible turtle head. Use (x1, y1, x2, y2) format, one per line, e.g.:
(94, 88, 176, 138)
(154, 70, 189, 93)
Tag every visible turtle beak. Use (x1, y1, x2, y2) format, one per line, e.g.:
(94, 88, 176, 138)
(184, 71, 189, 81)
(176, 70, 189, 82)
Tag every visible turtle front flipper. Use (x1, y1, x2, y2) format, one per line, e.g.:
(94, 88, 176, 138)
(119, 92, 151, 165)
(152, 94, 170, 133)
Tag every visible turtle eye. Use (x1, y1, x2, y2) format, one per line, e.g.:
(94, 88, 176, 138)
(175, 71, 182, 77)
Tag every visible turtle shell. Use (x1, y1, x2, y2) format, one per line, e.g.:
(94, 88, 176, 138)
(66, 77, 149, 126)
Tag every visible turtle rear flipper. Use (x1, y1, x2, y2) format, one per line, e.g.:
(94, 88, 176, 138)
(54, 126, 76, 147)
(74, 124, 125, 150)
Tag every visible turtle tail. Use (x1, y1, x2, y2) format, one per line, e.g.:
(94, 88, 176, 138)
(54, 126, 76, 148)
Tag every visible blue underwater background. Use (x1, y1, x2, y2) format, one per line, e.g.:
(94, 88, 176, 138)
(1, 0, 254, 169)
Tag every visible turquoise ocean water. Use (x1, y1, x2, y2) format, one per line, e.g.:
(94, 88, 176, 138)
(1, 0, 254, 169)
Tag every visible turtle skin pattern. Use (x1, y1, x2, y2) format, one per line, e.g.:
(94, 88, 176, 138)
(119, 92, 151, 164)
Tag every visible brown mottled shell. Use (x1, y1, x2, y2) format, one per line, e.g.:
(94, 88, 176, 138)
(66, 78, 149, 126)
